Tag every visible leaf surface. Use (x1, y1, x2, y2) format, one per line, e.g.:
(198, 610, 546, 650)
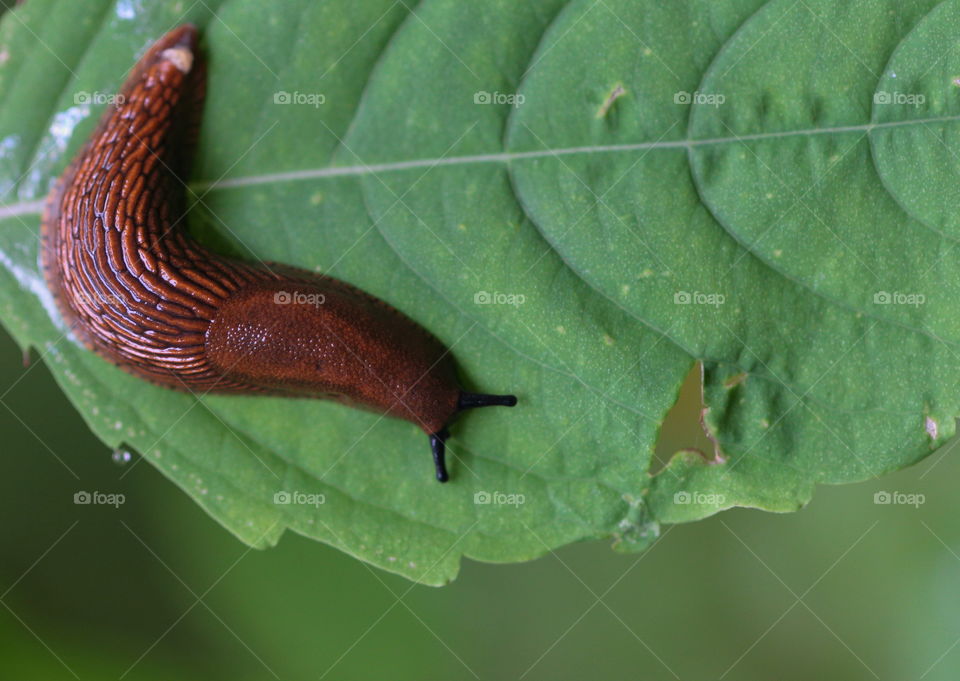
(0, 0, 952, 583)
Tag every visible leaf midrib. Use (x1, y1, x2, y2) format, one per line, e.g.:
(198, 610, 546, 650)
(1, 109, 955, 214)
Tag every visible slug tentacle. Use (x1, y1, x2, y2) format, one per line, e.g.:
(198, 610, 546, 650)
(429, 429, 450, 483)
(458, 393, 519, 410)
(41, 25, 517, 482)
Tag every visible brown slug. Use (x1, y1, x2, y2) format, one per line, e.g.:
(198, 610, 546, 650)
(40, 25, 516, 482)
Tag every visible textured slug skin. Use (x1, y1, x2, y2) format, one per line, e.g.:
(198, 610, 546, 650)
(40, 25, 466, 438)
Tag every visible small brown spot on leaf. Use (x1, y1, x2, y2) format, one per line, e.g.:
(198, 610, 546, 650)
(723, 372, 747, 389)
(596, 83, 626, 119)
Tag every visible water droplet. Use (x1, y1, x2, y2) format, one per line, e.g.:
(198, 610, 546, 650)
(111, 449, 132, 466)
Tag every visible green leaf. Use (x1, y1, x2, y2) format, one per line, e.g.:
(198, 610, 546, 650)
(0, 0, 955, 584)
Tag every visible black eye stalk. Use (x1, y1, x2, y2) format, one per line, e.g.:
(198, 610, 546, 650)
(429, 392, 518, 482)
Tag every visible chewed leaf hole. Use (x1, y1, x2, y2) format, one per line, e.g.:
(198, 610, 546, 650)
(652, 361, 723, 474)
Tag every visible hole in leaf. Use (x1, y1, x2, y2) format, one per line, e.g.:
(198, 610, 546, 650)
(652, 361, 720, 474)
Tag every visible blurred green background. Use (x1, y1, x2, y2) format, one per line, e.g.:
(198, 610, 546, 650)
(2, 324, 959, 680)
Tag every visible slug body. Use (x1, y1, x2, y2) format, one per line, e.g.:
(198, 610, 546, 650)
(40, 25, 515, 482)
